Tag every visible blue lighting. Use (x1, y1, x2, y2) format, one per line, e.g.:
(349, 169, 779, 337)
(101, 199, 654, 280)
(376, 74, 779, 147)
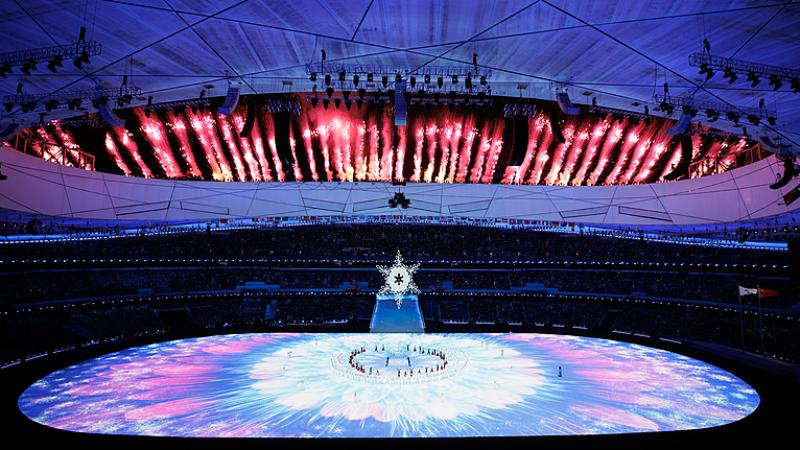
(19, 333, 759, 438)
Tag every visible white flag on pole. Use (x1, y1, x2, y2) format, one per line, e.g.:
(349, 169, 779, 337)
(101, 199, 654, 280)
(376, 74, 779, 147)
(738, 286, 758, 296)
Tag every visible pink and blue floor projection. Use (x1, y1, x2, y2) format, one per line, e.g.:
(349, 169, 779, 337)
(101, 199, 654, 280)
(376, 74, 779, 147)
(18, 333, 759, 438)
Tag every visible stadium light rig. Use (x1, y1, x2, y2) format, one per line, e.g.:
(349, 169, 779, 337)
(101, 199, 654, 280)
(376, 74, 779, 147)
(3, 85, 142, 115)
(305, 63, 492, 95)
(0, 27, 101, 77)
(503, 102, 538, 117)
(688, 52, 799, 94)
(653, 94, 776, 127)
(590, 104, 652, 124)
(388, 192, 410, 209)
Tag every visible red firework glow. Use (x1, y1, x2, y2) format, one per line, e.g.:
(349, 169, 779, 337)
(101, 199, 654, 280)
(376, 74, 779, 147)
(113, 126, 152, 178)
(249, 112, 274, 182)
(104, 132, 132, 176)
(232, 111, 264, 182)
(217, 113, 248, 181)
(165, 110, 202, 178)
(135, 108, 183, 178)
(19, 96, 760, 186)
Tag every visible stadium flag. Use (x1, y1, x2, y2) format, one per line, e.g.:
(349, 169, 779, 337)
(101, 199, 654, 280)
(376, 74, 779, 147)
(738, 286, 758, 296)
(758, 288, 780, 298)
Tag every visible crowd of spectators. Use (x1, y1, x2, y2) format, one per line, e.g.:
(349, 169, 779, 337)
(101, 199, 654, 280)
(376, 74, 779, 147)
(1, 225, 789, 264)
(427, 296, 799, 363)
(1, 266, 793, 308)
(2, 294, 797, 366)
(0, 217, 179, 237)
(1, 224, 795, 369)
(507, 269, 795, 307)
(0, 305, 164, 365)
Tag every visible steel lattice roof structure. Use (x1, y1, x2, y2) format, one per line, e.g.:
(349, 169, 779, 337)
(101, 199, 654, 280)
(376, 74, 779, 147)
(0, 1, 797, 140)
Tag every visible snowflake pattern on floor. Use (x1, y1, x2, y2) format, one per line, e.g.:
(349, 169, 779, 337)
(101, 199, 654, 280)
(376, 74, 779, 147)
(18, 333, 759, 438)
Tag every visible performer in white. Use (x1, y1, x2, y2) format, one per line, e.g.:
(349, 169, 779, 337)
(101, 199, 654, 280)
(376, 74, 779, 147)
(377, 250, 420, 308)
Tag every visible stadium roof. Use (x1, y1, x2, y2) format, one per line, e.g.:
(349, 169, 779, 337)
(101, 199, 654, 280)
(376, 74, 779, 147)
(1, 0, 799, 145)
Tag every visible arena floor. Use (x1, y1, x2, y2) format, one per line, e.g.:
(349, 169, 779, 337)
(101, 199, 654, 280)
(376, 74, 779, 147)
(18, 333, 759, 438)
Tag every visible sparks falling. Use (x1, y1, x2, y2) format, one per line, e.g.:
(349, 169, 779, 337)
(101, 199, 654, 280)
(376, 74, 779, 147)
(26, 98, 760, 186)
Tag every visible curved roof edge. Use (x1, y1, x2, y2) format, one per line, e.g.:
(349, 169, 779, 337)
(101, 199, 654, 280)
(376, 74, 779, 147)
(1, 145, 798, 227)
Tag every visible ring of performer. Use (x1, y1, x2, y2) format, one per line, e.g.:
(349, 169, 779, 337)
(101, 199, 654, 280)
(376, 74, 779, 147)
(347, 344, 449, 378)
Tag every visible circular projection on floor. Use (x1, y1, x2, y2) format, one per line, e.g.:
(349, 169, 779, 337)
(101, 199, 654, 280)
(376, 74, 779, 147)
(19, 333, 759, 438)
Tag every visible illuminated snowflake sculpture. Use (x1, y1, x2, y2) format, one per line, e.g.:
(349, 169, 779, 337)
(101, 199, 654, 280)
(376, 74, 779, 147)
(377, 251, 420, 308)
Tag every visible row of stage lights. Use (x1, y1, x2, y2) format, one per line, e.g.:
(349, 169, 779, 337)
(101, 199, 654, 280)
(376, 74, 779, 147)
(304, 54, 492, 113)
(307, 51, 491, 94)
(4, 77, 138, 114)
(656, 100, 777, 127)
(307, 88, 491, 111)
(4, 94, 133, 114)
(690, 51, 800, 93)
(0, 52, 92, 78)
(0, 27, 99, 79)
(654, 77, 777, 129)
(1, 26, 108, 119)
(309, 71, 489, 91)
(697, 63, 800, 92)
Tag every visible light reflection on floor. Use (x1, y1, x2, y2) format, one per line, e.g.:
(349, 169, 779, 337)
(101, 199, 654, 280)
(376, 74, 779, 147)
(18, 333, 759, 437)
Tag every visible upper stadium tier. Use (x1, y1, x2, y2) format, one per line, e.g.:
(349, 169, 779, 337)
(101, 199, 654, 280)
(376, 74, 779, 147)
(5, 94, 772, 185)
